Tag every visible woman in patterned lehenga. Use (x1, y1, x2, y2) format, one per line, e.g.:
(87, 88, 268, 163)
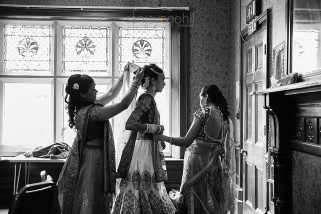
(154, 84, 235, 214)
(56, 63, 144, 214)
(112, 64, 176, 214)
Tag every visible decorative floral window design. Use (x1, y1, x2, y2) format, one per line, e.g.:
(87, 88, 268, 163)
(119, 28, 165, 74)
(132, 39, 152, 59)
(4, 25, 52, 72)
(62, 26, 109, 74)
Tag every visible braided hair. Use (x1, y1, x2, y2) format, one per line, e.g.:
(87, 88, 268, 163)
(65, 74, 94, 128)
(201, 84, 230, 121)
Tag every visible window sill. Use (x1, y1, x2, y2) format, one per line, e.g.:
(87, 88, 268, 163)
(165, 157, 183, 161)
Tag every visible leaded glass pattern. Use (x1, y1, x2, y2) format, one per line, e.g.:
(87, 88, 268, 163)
(62, 26, 109, 74)
(4, 25, 52, 72)
(119, 28, 166, 75)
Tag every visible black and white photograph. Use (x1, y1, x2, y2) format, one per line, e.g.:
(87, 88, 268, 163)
(0, 0, 321, 214)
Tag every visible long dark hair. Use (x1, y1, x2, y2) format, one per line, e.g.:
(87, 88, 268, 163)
(201, 84, 230, 121)
(141, 63, 163, 88)
(65, 74, 94, 128)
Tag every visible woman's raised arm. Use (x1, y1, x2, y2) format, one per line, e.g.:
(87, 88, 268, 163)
(91, 68, 144, 120)
(96, 63, 133, 105)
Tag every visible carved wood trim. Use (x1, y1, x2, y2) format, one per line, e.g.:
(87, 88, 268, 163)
(292, 140, 321, 157)
(305, 118, 317, 144)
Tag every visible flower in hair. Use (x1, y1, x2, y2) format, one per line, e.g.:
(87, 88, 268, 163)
(142, 76, 150, 89)
(73, 83, 79, 90)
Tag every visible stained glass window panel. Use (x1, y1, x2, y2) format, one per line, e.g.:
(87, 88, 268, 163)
(62, 26, 109, 74)
(4, 25, 52, 72)
(2, 83, 53, 147)
(119, 28, 167, 76)
(62, 83, 111, 145)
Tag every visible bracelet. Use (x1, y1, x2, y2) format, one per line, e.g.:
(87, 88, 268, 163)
(145, 124, 163, 134)
(156, 125, 164, 134)
(129, 80, 140, 91)
(169, 137, 173, 144)
(117, 75, 124, 84)
(145, 124, 156, 133)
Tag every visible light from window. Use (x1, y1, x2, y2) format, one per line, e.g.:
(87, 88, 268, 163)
(155, 79, 171, 154)
(293, 30, 319, 74)
(2, 83, 53, 147)
(0, 20, 174, 157)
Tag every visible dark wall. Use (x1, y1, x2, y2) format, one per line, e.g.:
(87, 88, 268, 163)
(292, 151, 321, 214)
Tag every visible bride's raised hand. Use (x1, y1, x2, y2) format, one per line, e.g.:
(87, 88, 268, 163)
(134, 67, 144, 83)
(122, 62, 131, 75)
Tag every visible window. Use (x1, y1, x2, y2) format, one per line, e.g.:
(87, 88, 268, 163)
(0, 10, 185, 158)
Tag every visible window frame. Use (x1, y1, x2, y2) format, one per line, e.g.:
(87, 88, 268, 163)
(0, 77, 55, 155)
(0, 5, 189, 159)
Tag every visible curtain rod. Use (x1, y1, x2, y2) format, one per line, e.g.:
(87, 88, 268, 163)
(0, 4, 190, 11)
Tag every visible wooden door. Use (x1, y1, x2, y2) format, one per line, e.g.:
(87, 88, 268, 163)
(242, 24, 268, 214)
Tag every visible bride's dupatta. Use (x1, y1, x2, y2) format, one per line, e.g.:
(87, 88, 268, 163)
(117, 93, 167, 182)
(57, 103, 116, 214)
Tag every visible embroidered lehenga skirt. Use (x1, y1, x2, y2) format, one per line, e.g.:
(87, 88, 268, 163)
(112, 140, 176, 214)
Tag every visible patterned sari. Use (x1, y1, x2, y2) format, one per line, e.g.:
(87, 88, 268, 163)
(57, 103, 116, 214)
(112, 93, 176, 214)
(172, 107, 234, 214)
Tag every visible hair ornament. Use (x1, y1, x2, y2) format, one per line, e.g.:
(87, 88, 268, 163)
(150, 67, 159, 74)
(73, 83, 79, 90)
(142, 76, 150, 89)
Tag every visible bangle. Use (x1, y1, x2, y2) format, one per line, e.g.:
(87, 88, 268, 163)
(129, 81, 140, 91)
(155, 125, 164, 134)
(145, 124, 162, 134)
(117, 75, 124, 84)
(169, 137, 173, 144)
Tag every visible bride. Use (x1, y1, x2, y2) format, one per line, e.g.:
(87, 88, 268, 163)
(112, 63, 176, 214)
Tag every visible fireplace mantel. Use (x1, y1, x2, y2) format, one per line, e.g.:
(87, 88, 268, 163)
(262, 80, 321, 213)
(260, 80, 321, 95)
